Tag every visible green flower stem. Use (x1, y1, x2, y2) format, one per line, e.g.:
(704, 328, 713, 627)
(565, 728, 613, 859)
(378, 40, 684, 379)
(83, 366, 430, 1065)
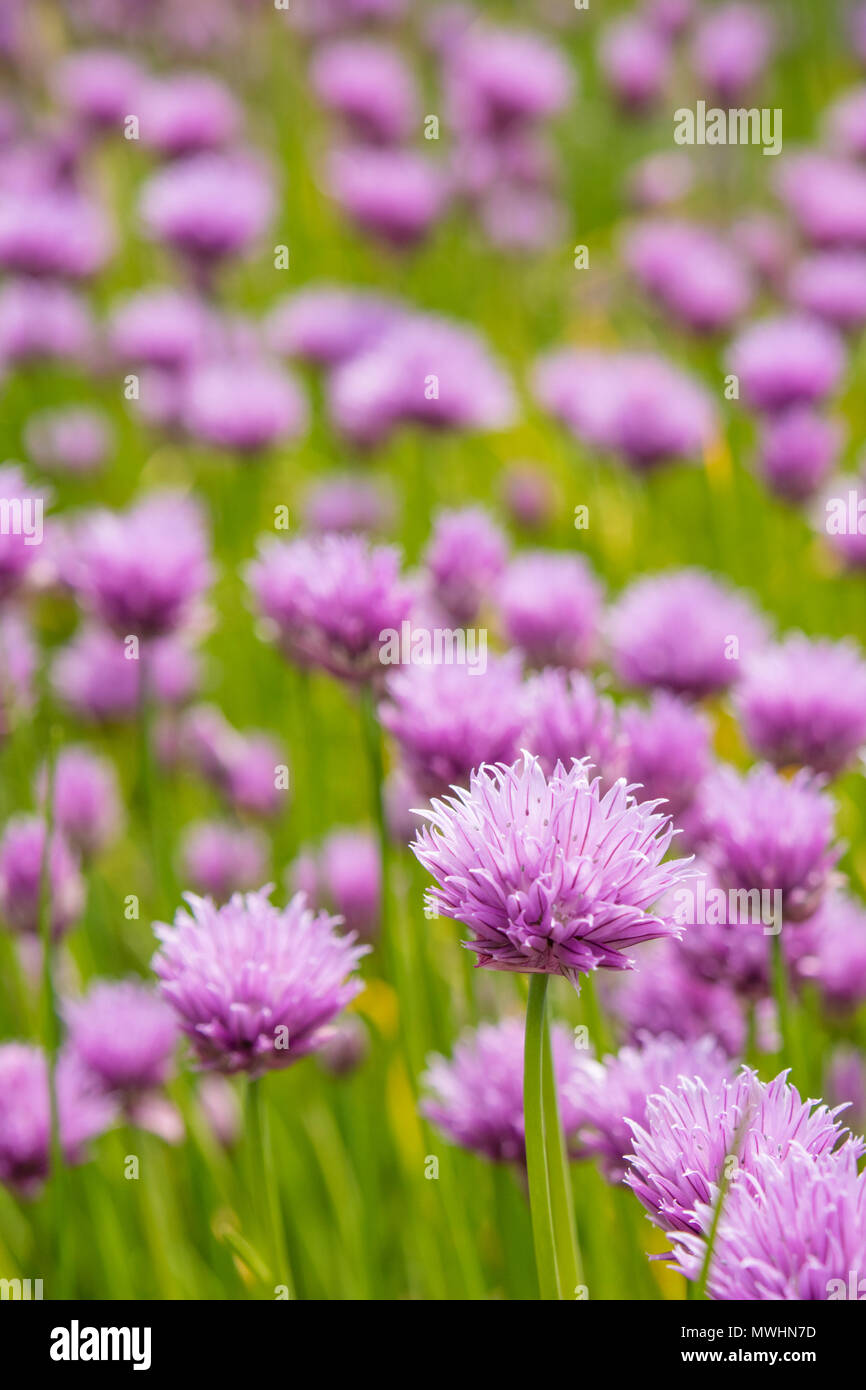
(541, 1010, 583, 1298)
(524, 973, 560, 1300)
(37, 718, 67, 1296)
(246, 1078, 293, 1298)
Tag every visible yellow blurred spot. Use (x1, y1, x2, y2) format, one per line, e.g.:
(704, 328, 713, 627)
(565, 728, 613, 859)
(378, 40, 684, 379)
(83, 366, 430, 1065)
(704, 436, 732, 493)
(644, 1224, 689, 1299)
(386, 1058, 425, 1172)
(352, 977, 399, 1039)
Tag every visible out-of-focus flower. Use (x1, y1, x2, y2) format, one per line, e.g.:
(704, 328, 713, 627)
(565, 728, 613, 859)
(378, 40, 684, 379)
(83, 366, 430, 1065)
(598, 18, 671, 112)
(624, 219, 753, 334)
(788, 251, 866, 332)
(152, 888, 367, 1075)
(756, 408, 841, 502)
(0, 464, 50, 600)
(672, 861, 787, 998)
(689, 3, 775, 103)
(108, 287, 213, 371)
(621, 692, 712, 824)
(521, 668, 626, 787)
(790, 890, 866, 1014)
(291, 828, 381, 940)
(381, 655, 524, 799)
(0, 816, 84, 939)
(728, 314, 846, 414)
(815, 469, 866, 570)
(443, 25, 573, 135)
(180, 820, 269, 902)
(423, 1017, 591, 1164)
(500, 463, 556, 532)
(317, 1015, 369, 1078)
(181, 357, 308, 453)
(626, 152, 695, 211)
(824, 84, 866, 158)
(670, 1143, 866, 1299)
(327, 146, 448, 248)
(65, 980, 178, 1098)
(826, 1047, 866, 1130)
(302, 474, 394, 536)
(567, 1034, 732, 1182)
(533, 348, 717, 471)
(54, 48, 145, 131)
(607, 940, 745, 1056)
(735, 634, 866, 776)
(775, 153, 866, 249)
(499, 550, 602, 670)
(627, 1069, 863, 1235)
(0, 278, 94, 365)
(699, 764, 839, 922)
(139, 151, 273, 267)
(53, 628, 199, 724)
(424, 506, 507, 624)
(36, 745, 122, 859)
(0, 1043, 114, 1197)
(0, 188, 112, 279)
(68, 492, 212, 639)
(24, 406, 111, 476)
(412, 753, 693, 985)
(266, 285, 404, 366)
(248, 532, 412, 684)
(311, 39, 418, 144)
(731, 213, 792, 288)
(138, 73, 241, 158)
(609, 569, 768, 699)
(330, 313, 514, 446)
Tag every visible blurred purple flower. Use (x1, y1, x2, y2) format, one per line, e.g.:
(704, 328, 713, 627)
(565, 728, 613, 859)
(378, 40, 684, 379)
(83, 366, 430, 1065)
(108, 287, 213, 370)
(625, 219, 753, 334)
(180, 819, 269, 902)
(311, 39, 418, 144)
(266, 284, 404, 366)
(0, 815, 84, 939)
(756, 407, 841, 503)
(499, 550, 602, 670)
(0, 1043, 114, 1197)
(24, 406, 111, 476)
(37, 745, 122, 859)
(327, 145, 448, 247)
(728, 314, 845, 414)
(521, 668, 626, 787)
(599, 18, 671, 112)
(181, 357, 308, 453)
(139, 151, 274, 267)
(66, 980, 178, 1098)
(424, 506, 507, 625)
(607, 940, 745, 1056)
(139, 72, 241, 158)
(690, 3, 775, 103)
(621, 692, 712, 822)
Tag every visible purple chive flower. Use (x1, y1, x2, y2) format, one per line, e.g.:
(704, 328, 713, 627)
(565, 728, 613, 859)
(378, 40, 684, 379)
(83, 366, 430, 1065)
(788, 251, 866, 333)
(499, 551, 603, 670)
(330, 313, 514, 447)
(0, 278, 94, 365)
(108, 287, 213, 371)
(0, 1043, 114, 1197)
(0, 815, 84, 939)
(735, 634, 866, 776)
(671, 861, 790, 998)
(69, 492, 212, 639)
(731, 212, 792, 289)
(0, 464, 49, 600)
(247, 532, 412, 684)
(826, 1047, 866, 1131)
(825, 85, 866, 158)
(627, 153, 695, 211)
(424, 506, 507, 624)
(816, 469, 866, 570)
(521, 668, 626, 788)
(53, 628, 199, 725)
(302, 474, 395, 536)
(289, 0, 409, 36)
(609, 569, 768, 699)
(791, 890, 866, 1015)
(689, 3, 775, 103)
(443, 26, 573, 135)
(266, 284, 404, 366)
(0, 188, 113, 279)
(621, 693, 712, 824)
(607, 941, 745, 1056)
(152, 888, 368, 1076)
(54, 48, 145, 131)
(500, 463, 556, 533)
(327, 145, 448, 248)
(422, 1018, 590, 1165)
(624, 219, 753, 334)
(699, 764, 839, 922)
(139, 151, 274, 267)
(412, 753, 693, 985)
(24, 406, 111, 476)
(598, 19, 671, 112)
(311, 39, 418, 144)
(381, 656, 524, 800)
(627, 1069, 863, 1236)
(138, 73, 241, 158)
(642, 0, 695, 37)
(568, 1034, 732, 1182)
(181, 357, 308, 453)
(670, 1143, 866, 1300)
(180, 820, 269, 902)
(221, 732, 287, 819)
(292, 828, 382, 940)
(37, 745, 122, 859)
(65, 980, 178, 1098)
(317, 1015, 369, 1078)
(756, 408, 841, 503)
(776, 153, 866, 249)
(533, 348, 717, 471)
(728, 314, 846, 414)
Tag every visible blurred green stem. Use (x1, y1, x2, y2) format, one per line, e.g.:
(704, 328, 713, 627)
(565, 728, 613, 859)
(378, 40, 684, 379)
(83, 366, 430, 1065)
(246, 1078, 293, 1298)
(37, 717, 67, 1296)
(524, 974, 559, 1300)
(541, 1012, 583, 1297)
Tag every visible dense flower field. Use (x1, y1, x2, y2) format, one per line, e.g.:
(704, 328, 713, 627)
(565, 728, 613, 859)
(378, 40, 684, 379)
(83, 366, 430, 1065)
(1, 0, 866, 1307)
